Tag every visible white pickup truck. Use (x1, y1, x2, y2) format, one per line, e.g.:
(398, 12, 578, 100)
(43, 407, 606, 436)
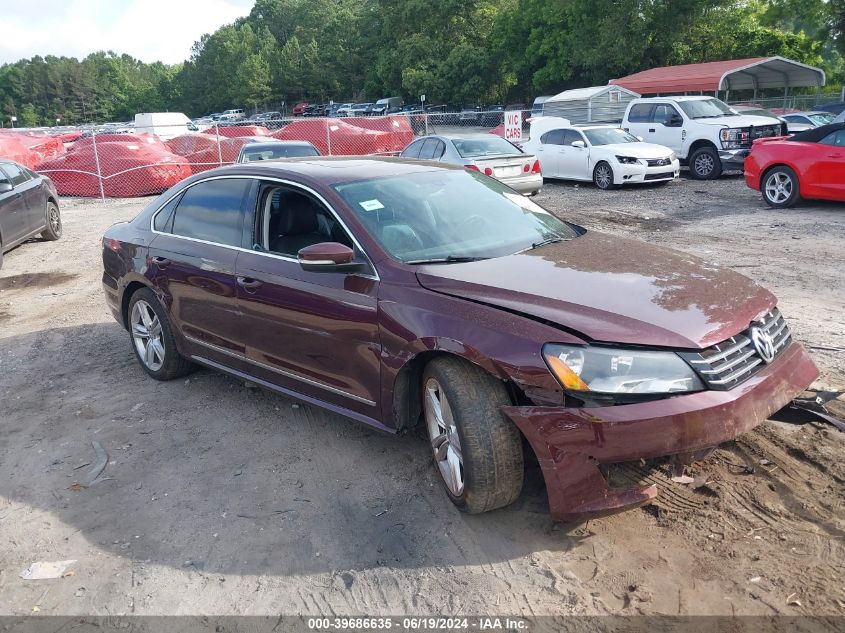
(622, 96, 783, 179)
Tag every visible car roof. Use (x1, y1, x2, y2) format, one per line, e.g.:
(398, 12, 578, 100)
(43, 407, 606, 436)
(790, 111, 830, 116)
(434, 134, 509, 140)
(636, 95, 714, 102)
(241, 141, 314, 149)
(204, 157, 463, 185)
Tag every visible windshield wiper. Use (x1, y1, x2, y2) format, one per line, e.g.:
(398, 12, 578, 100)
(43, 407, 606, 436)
(406, 255, 489, 264)
(530, 236, 568, 250)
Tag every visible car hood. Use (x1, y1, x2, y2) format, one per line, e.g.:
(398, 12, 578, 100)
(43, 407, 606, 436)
(695, 114, 779, 128)
(596, 142, 673, 159)
(415, 231, 775, 349)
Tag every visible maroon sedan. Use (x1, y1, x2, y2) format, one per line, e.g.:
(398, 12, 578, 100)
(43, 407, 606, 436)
(101, 158, 817, 521)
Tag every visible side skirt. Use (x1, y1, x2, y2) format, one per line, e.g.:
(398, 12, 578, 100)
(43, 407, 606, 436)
(190, 354, 397, 435)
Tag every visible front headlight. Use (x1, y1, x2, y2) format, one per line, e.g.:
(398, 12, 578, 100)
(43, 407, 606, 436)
(543, 344, 705, 396)
(669, 152, 677, 162)
(615, 155, 641, 165)
(719, 128, 747, 149)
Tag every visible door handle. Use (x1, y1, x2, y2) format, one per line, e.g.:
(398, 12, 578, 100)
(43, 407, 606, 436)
(151, 256, 171, 268)
(648, 128, 656, 133)
(828, 154, 842, 158)
(237, 276, 263, 293)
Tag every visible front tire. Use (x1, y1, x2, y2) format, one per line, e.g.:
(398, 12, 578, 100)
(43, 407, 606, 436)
(422, 357, 523, 514)
(127, 288, 195, 380)
(762, 165, 801, 208)
(41, 201, 62, 241)
(689, 146, 722, 180)
(592, 161, 617, 190)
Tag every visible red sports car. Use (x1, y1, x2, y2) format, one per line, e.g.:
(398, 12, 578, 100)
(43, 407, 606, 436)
(745, 122, 845, 207)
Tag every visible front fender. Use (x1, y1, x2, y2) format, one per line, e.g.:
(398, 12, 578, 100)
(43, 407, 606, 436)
(376, 283, 587, 427)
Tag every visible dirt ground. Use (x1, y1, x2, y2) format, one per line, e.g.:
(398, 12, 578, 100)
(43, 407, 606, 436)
(0, 173, 843, 623)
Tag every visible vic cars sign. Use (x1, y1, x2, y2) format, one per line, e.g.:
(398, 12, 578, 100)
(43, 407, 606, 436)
(504, 111, 522, 142)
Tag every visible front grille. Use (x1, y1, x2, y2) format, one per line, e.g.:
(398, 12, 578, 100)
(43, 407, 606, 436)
(679, 308, 792, 390)
(646, 157, 672, 167)
(644, 172, 674, 180)
(738, 125, 782, 147)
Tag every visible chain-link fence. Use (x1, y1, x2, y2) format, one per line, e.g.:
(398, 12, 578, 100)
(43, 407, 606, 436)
(7, 90, 842, 199)
(727, 89, 844, 112)
(2, 110, 529, 199)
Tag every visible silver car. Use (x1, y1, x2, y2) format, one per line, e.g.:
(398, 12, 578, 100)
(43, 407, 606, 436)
(400, 134, 543, 195)
(781, 111, 837, 128)
(236, 141, 321, 163)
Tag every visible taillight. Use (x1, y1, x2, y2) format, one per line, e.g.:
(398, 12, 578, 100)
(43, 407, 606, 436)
(483, 167, 493, 176)
(103, 238, 121, 252)
(465, 164, 479, 172)
(523, 163, 530, 172)
(531, 160, 541, 174)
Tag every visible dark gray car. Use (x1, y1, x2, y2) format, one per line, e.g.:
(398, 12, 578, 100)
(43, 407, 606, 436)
(236, 141, 321, 163)
(0, 161, 62, 270)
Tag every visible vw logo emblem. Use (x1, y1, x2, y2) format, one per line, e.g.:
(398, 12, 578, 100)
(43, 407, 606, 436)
(750, 326, 776, 363)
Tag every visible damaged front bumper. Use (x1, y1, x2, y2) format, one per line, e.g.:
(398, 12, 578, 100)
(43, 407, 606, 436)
(503, 342, 818, 522)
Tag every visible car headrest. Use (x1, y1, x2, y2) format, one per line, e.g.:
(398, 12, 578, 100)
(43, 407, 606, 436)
(277, 195, 319, 236)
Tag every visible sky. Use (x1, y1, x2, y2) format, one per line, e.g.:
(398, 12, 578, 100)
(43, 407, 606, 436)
(0, 0, 255, 65)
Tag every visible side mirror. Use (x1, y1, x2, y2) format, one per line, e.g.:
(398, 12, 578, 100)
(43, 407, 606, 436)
(298, 242, 365, 273)
(571, 140, 586, 148)
(667, 115, 684, 127)
(0, 182, 12, 193)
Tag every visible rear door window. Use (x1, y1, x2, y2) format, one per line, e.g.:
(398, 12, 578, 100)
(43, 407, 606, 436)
(401, 139, 425, 158)
(418, 138, 441, 160)
(170, 178, 250, 247)
(627, 104, 653, 123)
(539, 129, 566, 145)
(1, 163, 31, 187)
(153, 193, 183, 232)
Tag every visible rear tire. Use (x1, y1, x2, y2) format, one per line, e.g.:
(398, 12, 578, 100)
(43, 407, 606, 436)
(41, 201, 62, 241)
(127, 288, 195, 380)
(422, 356, 523, 514)
(0, 238, 4, 271)
(762, 165, 801, 208)
(689, 146, 722, 180)
(592, 161, 617, 190)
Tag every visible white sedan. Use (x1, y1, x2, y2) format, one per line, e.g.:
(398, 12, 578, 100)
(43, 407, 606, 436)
(521, 122, 679, 189)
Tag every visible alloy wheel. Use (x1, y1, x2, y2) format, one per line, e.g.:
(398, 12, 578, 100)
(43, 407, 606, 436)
(764, 171, 793, 204)
(694, 153, 715, 178)
(131, 300, 165, 371)
(595, 164, 612, 189)
(423, 377, 464, 496)
(48, 205, 61, 236)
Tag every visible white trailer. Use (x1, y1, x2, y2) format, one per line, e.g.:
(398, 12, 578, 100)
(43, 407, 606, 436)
(134, 112, 196, 140)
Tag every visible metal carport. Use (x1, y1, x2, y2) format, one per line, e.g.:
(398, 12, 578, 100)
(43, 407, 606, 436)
(609, 57, 826, 100)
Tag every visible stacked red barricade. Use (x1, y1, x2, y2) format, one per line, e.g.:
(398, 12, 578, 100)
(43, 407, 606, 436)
(10, 114, 420, 198)
(166, 134, 271, 174)
(36, 137, 191, 197)
(202, 125, 270, 138)
(0, 131, 66, 164)
(271, 116, 414, 155)
(0, 132, 40, 168)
